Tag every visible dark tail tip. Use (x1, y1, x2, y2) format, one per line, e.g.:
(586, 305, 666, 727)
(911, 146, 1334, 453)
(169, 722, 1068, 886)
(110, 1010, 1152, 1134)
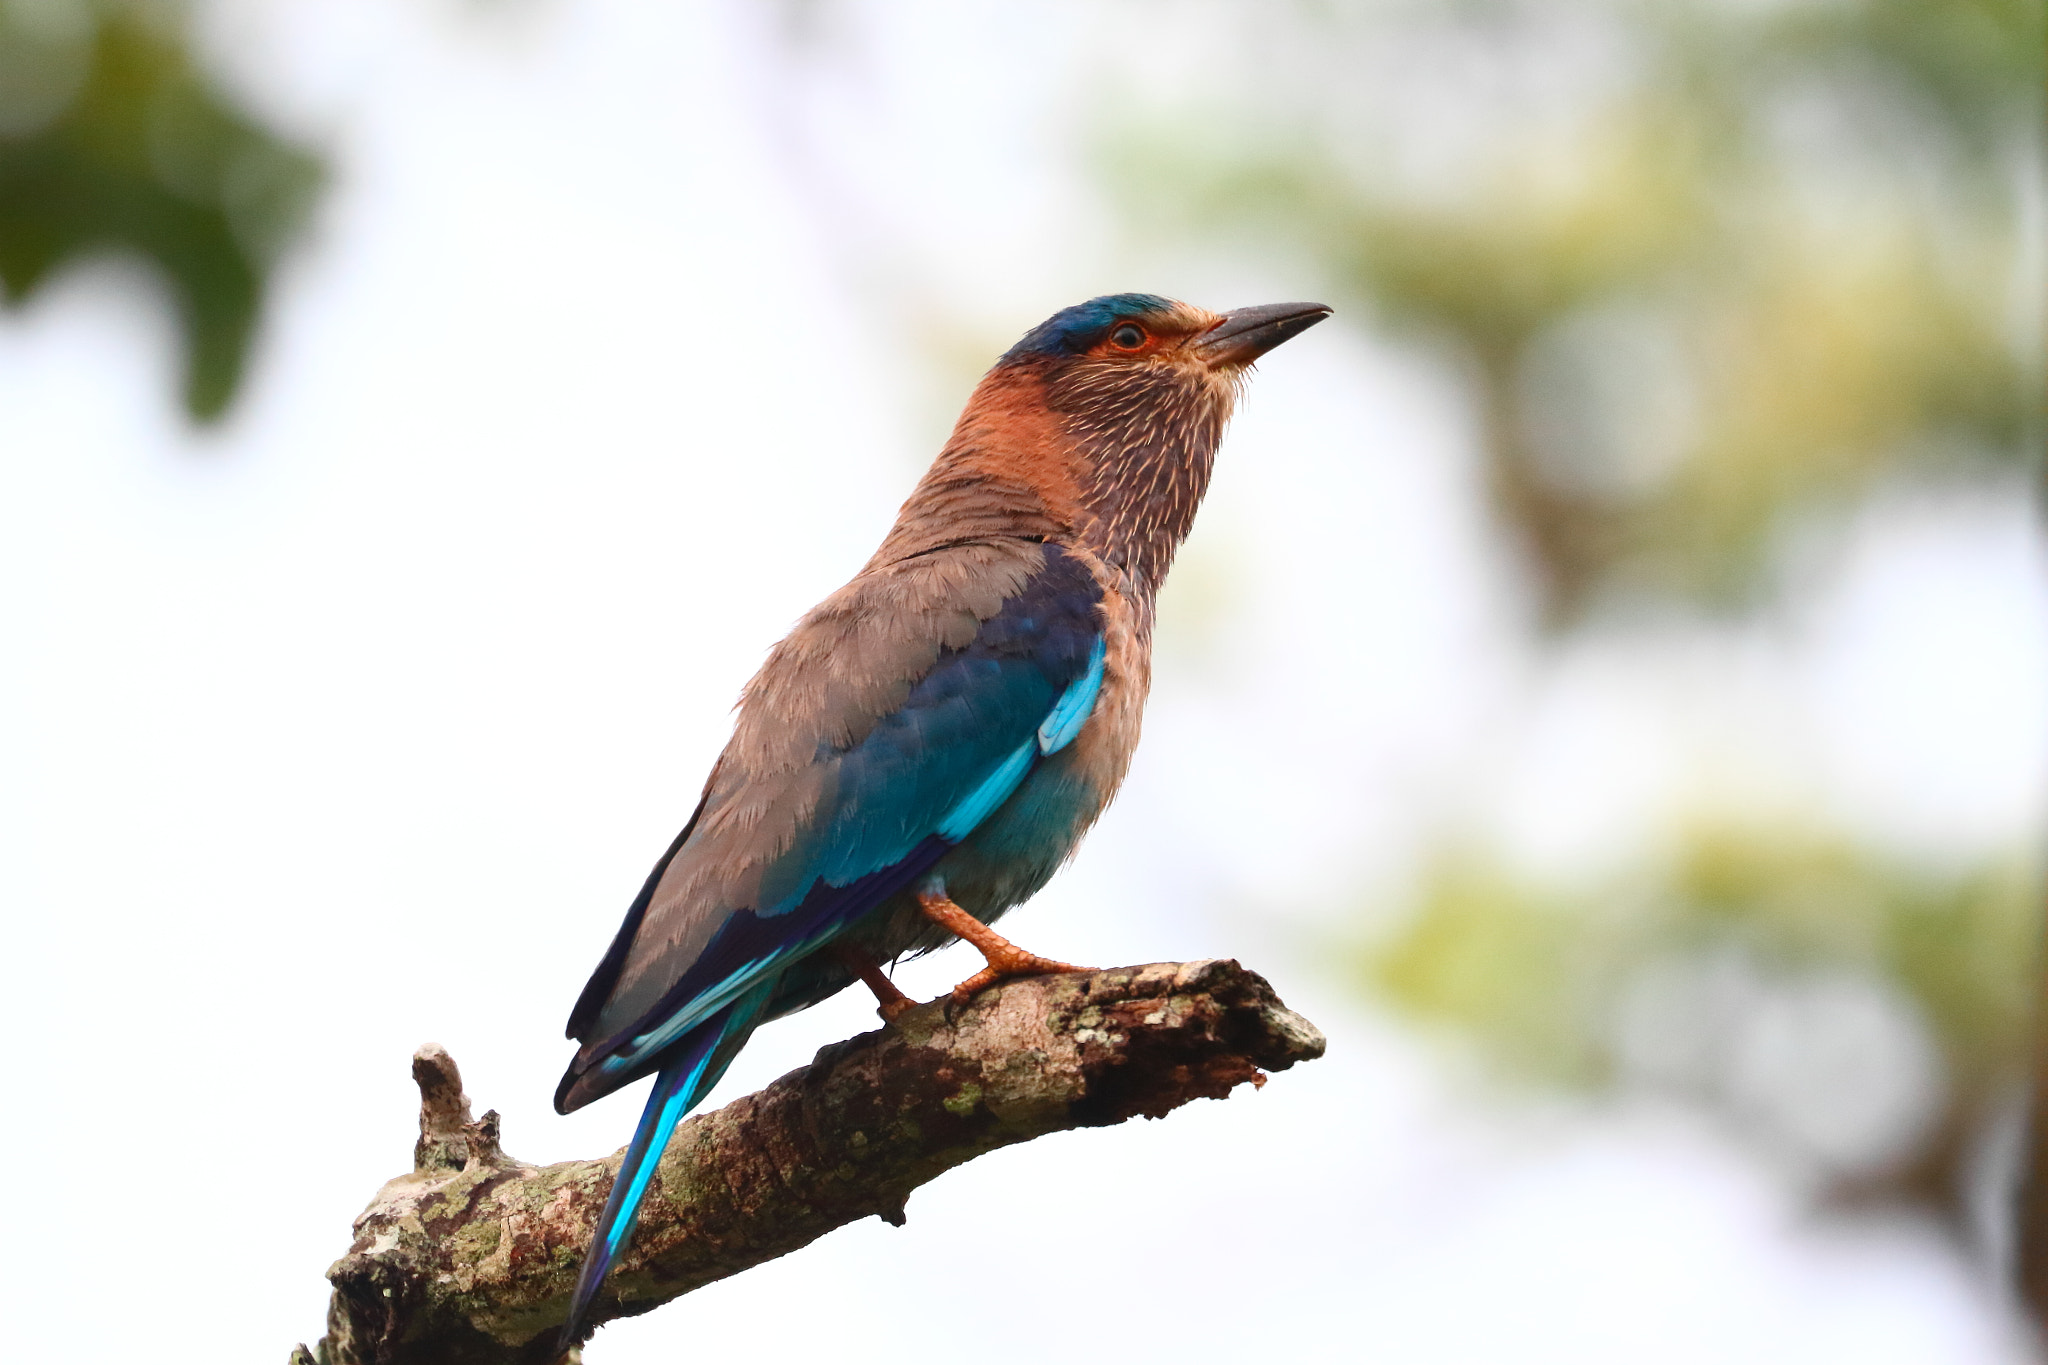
(552, 1065, 579, 1116)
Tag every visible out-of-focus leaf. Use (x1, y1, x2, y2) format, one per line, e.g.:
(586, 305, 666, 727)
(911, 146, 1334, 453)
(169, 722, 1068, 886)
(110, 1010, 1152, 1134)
(1103, 0, 2041, 1226)
(0, 0, 322, 421)
(1366, 826, 2039, 1195)
(1373, 856, 1627, 1087)
(1108, 0, 2042, 622)
(1770, 0, 2045, 160)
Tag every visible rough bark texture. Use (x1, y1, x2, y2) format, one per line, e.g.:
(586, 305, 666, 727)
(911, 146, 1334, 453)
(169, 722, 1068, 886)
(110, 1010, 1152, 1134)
(294, 959, 1326, 1365)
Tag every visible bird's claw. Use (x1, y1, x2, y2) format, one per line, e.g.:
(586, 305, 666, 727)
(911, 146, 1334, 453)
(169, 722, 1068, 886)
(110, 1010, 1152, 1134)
(947, 947, 1088, 1004)
(914, 889, 1092, 1007)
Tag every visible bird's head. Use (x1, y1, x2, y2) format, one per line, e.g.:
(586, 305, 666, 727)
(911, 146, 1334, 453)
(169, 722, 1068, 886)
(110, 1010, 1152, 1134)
(992, 293, 1331, 589)
(883, 293, 1329, 594)
(998, 292, 1330, 377)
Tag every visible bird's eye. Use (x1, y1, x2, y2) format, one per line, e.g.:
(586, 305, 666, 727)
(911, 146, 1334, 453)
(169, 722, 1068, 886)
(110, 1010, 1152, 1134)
(1109, 323, 1146, 349)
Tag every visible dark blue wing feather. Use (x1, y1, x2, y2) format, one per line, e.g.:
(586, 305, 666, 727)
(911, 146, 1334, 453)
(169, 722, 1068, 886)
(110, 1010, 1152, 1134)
(762, 550, 1102, 907)
(559, 545, 1104, 1106)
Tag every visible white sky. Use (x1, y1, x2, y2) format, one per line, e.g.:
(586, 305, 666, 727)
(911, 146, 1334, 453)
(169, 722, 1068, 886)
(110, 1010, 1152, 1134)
(0, 2, 2040, 1361)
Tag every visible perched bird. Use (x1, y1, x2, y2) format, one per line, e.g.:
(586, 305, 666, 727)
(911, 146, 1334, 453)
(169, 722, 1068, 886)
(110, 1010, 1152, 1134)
(554, 293, 1329, 1343)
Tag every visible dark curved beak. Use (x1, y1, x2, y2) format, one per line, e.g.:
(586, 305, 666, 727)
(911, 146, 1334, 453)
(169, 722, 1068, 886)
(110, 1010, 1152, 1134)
(1193, 301, 1333, 368)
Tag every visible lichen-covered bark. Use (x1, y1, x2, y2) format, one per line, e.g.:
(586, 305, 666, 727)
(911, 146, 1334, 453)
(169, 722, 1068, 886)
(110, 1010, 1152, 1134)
(296, 959, 1326, 1365)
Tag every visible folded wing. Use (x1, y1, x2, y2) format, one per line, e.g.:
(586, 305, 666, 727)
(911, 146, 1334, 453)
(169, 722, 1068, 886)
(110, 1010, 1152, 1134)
(555, 540, 1106, 1113)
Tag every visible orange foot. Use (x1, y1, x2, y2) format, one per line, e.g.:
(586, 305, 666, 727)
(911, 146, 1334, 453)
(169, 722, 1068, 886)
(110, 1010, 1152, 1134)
(830, 942, 917, 1023)
(915, 890, 1092, 1004)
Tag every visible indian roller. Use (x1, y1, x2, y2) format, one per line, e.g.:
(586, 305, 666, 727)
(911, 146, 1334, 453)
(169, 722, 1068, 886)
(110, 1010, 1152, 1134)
(554, 294, 1330, 1342)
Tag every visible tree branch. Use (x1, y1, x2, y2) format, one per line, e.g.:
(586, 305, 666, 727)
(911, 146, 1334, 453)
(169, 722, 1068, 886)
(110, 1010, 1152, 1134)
(295, 959, 1326, 1365)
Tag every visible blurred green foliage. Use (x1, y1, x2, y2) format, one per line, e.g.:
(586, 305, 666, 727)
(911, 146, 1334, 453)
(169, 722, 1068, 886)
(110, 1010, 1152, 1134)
(1112, 0, 2041, 622)
(1112, 0, 2043, 1216)
(0, 0, 321, 420)
(1371, 828, 2036, 1194)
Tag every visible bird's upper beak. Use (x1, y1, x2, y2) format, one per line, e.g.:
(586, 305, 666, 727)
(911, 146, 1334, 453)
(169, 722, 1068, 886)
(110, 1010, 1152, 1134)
(1192, 301, 1333, 368)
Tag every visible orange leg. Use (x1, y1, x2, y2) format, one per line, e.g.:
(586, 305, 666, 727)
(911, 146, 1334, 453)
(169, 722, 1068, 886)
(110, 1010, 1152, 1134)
(830, 942, 916, 1023)
(915, 889, 1092, 1003)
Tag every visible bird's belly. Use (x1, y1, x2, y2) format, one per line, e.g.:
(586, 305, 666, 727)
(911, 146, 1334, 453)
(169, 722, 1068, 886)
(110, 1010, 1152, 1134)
(865, 708, 1137, 969)
(939, 747, 1109, 917)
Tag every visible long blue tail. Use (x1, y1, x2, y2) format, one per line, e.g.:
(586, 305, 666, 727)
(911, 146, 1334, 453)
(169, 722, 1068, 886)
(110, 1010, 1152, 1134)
(559, 982, 774, 1348)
